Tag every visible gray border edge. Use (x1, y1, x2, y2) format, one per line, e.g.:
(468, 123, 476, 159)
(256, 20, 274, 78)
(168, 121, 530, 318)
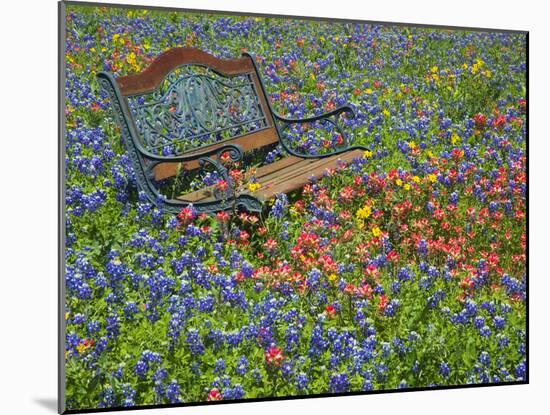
(62, 0, 528, 34)
(59, 1, 67, 414)
(57, 1, 528, 414)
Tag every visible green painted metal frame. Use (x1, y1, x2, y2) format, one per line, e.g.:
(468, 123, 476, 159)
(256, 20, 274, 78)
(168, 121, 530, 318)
(97, 51, 367, 215)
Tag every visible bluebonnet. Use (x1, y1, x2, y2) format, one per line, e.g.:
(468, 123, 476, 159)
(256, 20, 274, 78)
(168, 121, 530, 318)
(439, 362, 451, 378)
(329, 372, 350, 393)
(166, 380, 182, 403)
(384, 299, 400, 317)
(479, 351, 491, 367)
(121, 384, 136, 407)
(296, 372, 309, 391)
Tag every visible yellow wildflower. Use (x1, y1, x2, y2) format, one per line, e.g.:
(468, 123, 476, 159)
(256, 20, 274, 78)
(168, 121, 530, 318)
(451, 132, 460, 145)
(112, 33, 120, 42)
(328, 273, 338, 282)
(404, 183, 411, 191)
(365, 88, 373, 94)
(396, 178, 403, 187)
(248, 183, 262, 192)
(383, 109, 390, 117)
(408, 141, 417, 150)
(309, 73, 316, 81)
(363, 150, 373, 158)
(471, 59, 484, 75)
(356, 205, 372, 220)
(372, 227, 381, 237)
(412, 176, 420, 184)
(126, 52, 136, 65)
(431, 66, 438, 73)
(428, 174, 437, 183)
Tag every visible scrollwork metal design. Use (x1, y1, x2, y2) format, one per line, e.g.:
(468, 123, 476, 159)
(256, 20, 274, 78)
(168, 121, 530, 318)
(197, 144, 244, 200)
(126, 66, 268, 155)
(274, 106, 360, 158)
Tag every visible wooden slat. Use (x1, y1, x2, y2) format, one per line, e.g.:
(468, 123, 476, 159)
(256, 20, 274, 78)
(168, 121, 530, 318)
(117, 48, 254, 96)
(249, 155, 303, 179)
(257, 158, 321, 186)
(257, 151, 355, 188)
(153, 128, 279, 181)
(254, 149, 364, 200)
(176, 187, 214, 203)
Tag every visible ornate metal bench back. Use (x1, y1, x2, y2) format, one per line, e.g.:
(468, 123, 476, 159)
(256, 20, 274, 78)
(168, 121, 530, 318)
(97, 48, 277, 214)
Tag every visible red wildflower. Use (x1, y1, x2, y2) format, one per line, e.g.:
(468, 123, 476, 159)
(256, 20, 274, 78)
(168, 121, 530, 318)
(342, 229, 353, 241)
(365, 264, 379, 279)
(207, 388, 222, 401)
(325, 304, 337, 319)
(215, 179, 229, 194)
(343, 283, 356, 296)
(229, 169, 243, 183)
(264, 346, 284, 367)
(378, 295, 389, 313)
(238, 230, 249, 244)
(357, 283, 373, 299)
(293, 200, 305, 212)
(460, 276, 475, 290)
(339, 186, 355, 202)
(263, 239, 278, 251)
(387, 250, 399, 263)
(518, 98, 526, 113)
(492, 114, 507, 130)
(473, 113, 486, 129)
(215, 211, 230, 223)
(177, 207, 195, 225)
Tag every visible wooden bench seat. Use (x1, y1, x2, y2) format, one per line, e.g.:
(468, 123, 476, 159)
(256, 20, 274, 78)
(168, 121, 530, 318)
(176, 148, 364, 203)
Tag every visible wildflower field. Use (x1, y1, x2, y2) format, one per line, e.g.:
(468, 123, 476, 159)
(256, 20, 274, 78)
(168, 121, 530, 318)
(63, 4, 527, 411)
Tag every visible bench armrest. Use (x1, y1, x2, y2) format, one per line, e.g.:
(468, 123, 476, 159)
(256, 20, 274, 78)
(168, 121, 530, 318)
(273, 104, 355, 123)
(274, 105, 367, 159)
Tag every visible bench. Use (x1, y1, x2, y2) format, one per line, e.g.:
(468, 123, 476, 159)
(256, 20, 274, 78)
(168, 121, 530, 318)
(97, 48, 367, 215)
